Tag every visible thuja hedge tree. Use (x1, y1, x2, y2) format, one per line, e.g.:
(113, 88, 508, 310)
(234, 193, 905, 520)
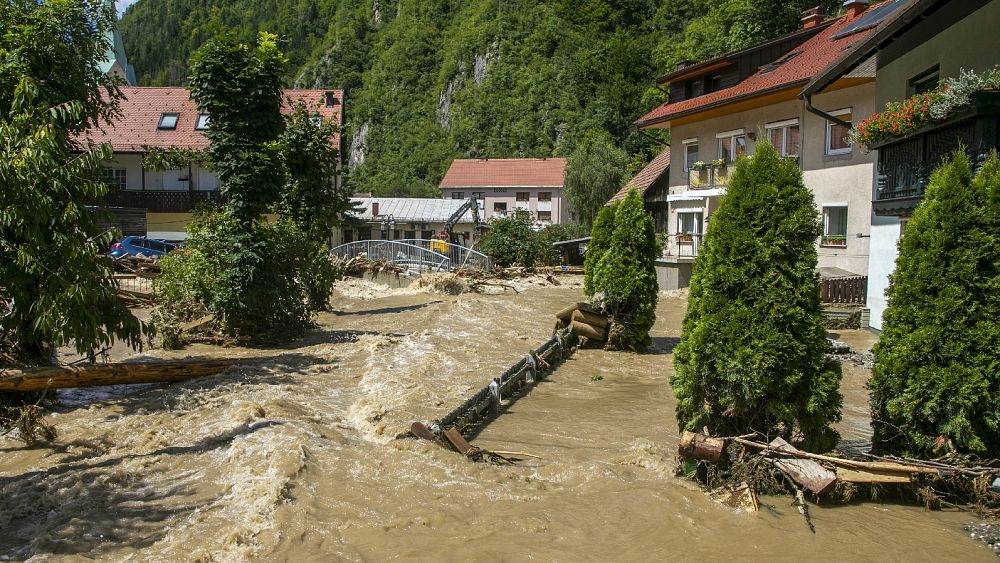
(870, 151, 1000, 456)
(671, 143, 842, 451)
(583, 203, 616, 295)
(0, 0, 143, 363)
(587, 190, 659, 351)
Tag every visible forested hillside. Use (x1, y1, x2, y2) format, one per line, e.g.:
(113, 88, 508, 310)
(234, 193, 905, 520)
(121, 0, 838, 196)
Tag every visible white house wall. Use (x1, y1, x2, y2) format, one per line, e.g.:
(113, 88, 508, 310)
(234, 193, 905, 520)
(444, 188, 565, 224)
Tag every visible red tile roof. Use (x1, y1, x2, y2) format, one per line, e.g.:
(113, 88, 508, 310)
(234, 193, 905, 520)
(607, 146, 670, 204)
(440, 158, 567, 189)
(636, 2, 900, 127)
(76, 87, 343, 152)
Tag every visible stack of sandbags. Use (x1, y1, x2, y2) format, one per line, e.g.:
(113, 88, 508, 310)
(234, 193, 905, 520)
(554, 302, 609, 342)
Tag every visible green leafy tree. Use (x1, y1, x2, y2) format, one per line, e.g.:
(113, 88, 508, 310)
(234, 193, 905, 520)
(565, 131, 629, 227)
(480, 213, 539, 268)
(671, 143, 841, 451)
(584, 203, 616, 295)
(0, 0, 142, 362)
(588, 190, 658, 351)
(870, 151, 1000, 456)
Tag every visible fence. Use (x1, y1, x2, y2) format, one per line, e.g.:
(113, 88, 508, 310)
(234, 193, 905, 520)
(331, 239, 492, 273)
(820, 275, 868, 305)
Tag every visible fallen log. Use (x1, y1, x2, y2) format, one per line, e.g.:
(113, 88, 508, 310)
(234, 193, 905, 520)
(571, 309, 608, 329)
(836, 468, 912, 485)
(679, 430, 725, 463)
(0, 358, 241, 392)
(555, 302, 600, 321)
(731, 436, 939, 476)
(767, 437, 838, 495)
(570, 320, 605, 341)
(180, 314, 215, 334)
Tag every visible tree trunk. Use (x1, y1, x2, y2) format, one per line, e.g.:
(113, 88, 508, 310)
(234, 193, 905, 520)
(678, 431, 725, 463)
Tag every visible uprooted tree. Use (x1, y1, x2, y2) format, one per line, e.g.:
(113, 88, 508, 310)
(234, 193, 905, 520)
(671, 142, 842, 452)
(586, 189, 659, 351)
(870, 150, 1000, 457)
(0, 0, 143, 365)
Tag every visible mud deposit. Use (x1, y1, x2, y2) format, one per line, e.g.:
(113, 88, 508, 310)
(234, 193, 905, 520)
(0, 278, 990, 561)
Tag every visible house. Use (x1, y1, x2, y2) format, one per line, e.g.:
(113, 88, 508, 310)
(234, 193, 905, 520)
(802, 0, 1000, 330)
(635, 1, 906, 291)
(337, 197, 480, 247)
(80, 87, 343, 240)
(439, 158, 568, 225)
(606, 146, 671, 233)
(101, 1, 136, 85)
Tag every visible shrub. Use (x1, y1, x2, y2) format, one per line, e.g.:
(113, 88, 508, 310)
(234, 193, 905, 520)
(870, 151, 1000, 456)
(480, 213, 539, 268)
(583, 203, 616, 295)
(671, 143, 842, 452)
(588, 190, 659, 351)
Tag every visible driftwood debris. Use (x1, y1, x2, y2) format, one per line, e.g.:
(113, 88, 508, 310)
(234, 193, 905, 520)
(180, 314, 215, 334)
(0, 358, 241, 392)
(731, 436, 938, 476)
(766, 437, 838, 495)
(679, 431, 725, 463)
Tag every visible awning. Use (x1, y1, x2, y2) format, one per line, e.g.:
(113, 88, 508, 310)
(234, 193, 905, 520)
(666, 188, 725, 202)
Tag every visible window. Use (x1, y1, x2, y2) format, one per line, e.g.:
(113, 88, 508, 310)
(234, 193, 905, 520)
(717, 130, 747, 162)
(102, 168, 127, 190)
(516, 191, 530, 202)
(684, 142, 699, 171)
(493, 202, 507, 214)
(358, 228, 372, 241)
(310, 115, 323, 127)
(195, 113, 210, 130)
(909, 65, 940, 95)
(766, 120, 800, 158)
(538, 191, 551, 202)
(421, 230, 435, 239)
(404, 230, 416, 239)
(685, 79, 704, 99)
(822, 206, 848, 246)
(158, 112, 179, 130)
(537, 210, 552, 222)
(452, 191, 465, 199)
(472, 191, 486, 201)
(705, 74, 721, 94)
(825, 109, 853, 155)
(495, 188, 507, 193)
(677, 211, 703, 235)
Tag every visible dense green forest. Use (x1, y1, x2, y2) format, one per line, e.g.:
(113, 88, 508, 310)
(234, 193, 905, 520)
(121, 0, 838, 197)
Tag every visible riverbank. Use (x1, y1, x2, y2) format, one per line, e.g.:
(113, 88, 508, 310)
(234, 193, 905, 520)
(0, 278, 992, 561)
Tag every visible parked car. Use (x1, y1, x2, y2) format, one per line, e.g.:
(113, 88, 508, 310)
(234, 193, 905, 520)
(109, 236, 177, 259)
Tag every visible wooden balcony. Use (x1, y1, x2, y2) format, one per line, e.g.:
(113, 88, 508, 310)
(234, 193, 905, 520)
(100, 190, 225, 213)
(873, 91, 1000, 216)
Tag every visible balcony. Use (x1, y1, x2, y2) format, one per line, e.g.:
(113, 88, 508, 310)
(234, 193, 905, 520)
(662, 233, 702, 260)
(873, 91, 1000, 216)
(687, 163, 737, 189)
(100, 190, 225, 213)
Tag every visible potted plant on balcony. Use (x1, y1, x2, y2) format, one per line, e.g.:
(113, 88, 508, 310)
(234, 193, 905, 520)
(676, 232, 693, 243)
(689, 161, 708, 188)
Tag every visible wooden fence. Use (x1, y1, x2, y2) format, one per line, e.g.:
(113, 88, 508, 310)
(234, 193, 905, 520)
(821, 275, 867, 305)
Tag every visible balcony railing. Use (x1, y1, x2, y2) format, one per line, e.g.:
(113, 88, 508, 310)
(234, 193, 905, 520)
(662, 233, 702, 259)
(100, 190, 225, 213)
(874, 91, 1000, 216)
(687, 163, 737, 189)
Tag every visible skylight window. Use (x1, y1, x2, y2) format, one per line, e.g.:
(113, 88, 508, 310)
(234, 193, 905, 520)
(760, 52, 802, 75)
(195, 113, 210, 130)
(158, 112, 179, 130)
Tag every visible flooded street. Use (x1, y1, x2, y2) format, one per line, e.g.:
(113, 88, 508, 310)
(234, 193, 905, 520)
(0, 277, 990, 561)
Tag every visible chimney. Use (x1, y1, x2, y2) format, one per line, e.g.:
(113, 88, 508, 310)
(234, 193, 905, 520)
(801, 6, 826, 29)
(372, 201, 379, 217)
(844, 0, 869, 20)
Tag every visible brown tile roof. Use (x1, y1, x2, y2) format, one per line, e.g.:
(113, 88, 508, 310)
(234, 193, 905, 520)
(440, 158, 567, 189)
(76, 87, 343, 152)
(607, 146, 670, 204)
(636, 1, 904, 127)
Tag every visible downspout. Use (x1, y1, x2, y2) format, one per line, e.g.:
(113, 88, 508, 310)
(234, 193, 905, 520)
(803, 91, 852, 128)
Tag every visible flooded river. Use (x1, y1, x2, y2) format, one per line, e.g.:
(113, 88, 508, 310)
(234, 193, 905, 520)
(0, 277, 990, 561)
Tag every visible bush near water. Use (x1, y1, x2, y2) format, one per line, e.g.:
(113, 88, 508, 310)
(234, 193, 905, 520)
(671, 143, 842, 452)
(870, 151, 1000, 457)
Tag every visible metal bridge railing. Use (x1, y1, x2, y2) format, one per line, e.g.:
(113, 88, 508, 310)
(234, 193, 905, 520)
(330, 239, 492, 273)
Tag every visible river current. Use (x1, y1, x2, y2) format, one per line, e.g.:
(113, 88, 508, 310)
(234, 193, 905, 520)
(0, 277, 989, 561)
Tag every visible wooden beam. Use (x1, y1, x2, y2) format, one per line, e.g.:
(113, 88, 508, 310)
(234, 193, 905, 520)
(767, 437, 838, 495)
(0, 358, 241, 392)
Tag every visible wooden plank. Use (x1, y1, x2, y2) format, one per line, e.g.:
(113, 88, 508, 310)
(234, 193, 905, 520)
(767, 437, 838, 495)
(571, 309, 609, 329)
(180, 314, 215, 334)
(836, 468, 912, 484)
(443, 428, 473, 455)
(410, 422, 441, 444)
(0, 358, 241, 392)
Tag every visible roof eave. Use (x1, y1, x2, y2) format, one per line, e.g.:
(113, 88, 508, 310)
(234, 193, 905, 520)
(637, 81, 807, 129)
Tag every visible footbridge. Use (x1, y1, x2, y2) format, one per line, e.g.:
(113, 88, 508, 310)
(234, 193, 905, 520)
(330, 239, 493, 273)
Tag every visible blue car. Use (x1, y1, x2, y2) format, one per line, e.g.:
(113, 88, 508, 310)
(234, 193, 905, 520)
(109, 236, 177, 259)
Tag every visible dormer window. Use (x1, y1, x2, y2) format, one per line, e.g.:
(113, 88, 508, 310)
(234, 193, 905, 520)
(158, 112, 179, 130)
(195, 113, 210, 130)
(310, 114, 322, 127)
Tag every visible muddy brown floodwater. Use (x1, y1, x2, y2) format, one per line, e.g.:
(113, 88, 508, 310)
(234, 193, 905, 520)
(0, 277, 991, 561)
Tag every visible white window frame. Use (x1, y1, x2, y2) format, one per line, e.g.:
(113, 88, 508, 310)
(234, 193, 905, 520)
(195, 113, 210, 130)
(716, 129, 747, 162)
(676, 210, 704, 235)
(102, 167, 127, 190)
(765, 119, 800, 158)
(683, 139, 699, 171)
(825, 108, 853, 156)
(821, 204, 849, 247)
(158, 112, 179, 130)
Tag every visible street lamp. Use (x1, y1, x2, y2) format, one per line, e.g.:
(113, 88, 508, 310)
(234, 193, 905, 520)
(380, 214, 396, 240)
